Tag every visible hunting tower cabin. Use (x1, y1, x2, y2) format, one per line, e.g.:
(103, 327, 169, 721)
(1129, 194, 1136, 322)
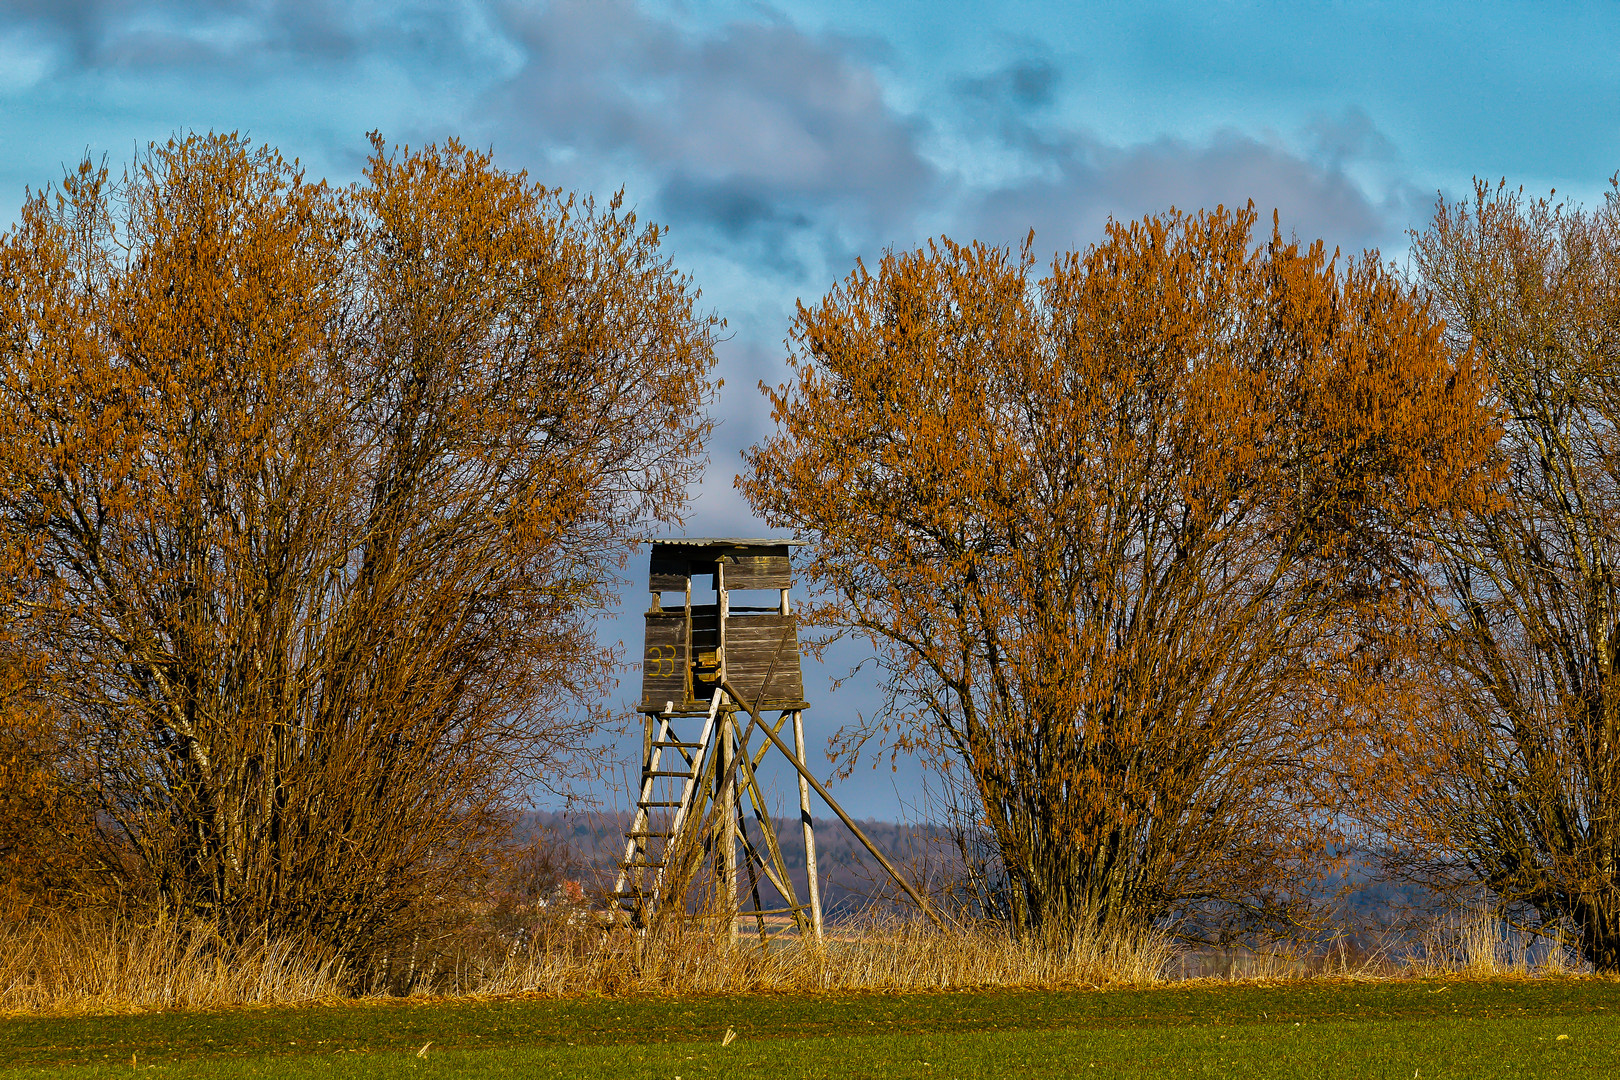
(638, 539, 806, 715)
(616, 538, 823, 942)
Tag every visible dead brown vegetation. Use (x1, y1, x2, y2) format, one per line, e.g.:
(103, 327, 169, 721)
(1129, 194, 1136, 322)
(0, 907, 1180, 1015)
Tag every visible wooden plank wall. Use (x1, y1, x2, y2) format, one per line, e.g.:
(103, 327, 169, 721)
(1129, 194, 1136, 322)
(724, 613, 806, 708)
(640, 545, 802, 711)
(720, 550, 791, 589)
(647, 545, 792, 591)
(639, 613, 689, 710)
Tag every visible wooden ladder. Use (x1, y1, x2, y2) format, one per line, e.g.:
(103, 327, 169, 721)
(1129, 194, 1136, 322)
(612, 690, 723, 920)
(611, 688, 818, 941)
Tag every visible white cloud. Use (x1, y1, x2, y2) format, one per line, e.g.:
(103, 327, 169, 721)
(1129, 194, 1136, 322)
(0, 2, 1414, 264)
(970, 127, 1408, 259)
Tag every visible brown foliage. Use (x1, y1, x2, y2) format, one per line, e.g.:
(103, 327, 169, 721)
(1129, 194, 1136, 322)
(0, 133, 717, 961)
(1370, 180, 1620, 970)
(741, 207, 1495, 942)
(0, 645, 103, 918)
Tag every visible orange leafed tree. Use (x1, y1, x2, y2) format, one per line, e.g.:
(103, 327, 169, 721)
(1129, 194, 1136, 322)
(0, 133, 717, 960)
(1366, 181, 1620, 970)
(741, 208, 1496, 942)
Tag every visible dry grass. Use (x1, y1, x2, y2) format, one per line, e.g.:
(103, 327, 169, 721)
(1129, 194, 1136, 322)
(1401, 905, 1587, 978)
(0, 912, 350, 1016)
(452, 911, 1179, 997)
(9, 902, 1602, 1017)
(0, 907, 1176, 1015)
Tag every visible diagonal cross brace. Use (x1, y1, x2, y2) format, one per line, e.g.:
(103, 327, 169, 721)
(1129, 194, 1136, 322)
(720, 665, 942, 929)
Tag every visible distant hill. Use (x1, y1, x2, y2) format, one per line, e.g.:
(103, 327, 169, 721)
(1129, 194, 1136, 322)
(517, 810, 962, 917)
(515, 810, 1444, 940)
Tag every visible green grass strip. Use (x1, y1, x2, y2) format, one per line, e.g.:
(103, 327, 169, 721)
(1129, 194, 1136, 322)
(3, 979, 1616, 1078)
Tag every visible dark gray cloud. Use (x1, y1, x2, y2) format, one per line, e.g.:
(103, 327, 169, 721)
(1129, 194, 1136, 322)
(487, 0, 936, 246)
(1304, 105, 1399, 169)
(958, 58, 1061, 111)
(1, 0, 490, 73)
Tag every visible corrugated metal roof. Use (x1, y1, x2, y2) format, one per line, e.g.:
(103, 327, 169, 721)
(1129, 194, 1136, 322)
(645, 537, 804, 547)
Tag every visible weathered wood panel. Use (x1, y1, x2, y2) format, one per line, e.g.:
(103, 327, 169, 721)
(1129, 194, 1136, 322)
(649, 545, 719, 591)
(639, 613, 689, 710)
(651, 550, 735, 592)
(719, 548, 792, 590)
(723, 613, 805, 707)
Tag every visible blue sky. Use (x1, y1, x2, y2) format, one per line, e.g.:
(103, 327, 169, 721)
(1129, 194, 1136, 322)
(3, 0, 1616, 819)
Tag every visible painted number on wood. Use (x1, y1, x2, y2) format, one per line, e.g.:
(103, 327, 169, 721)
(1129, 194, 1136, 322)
(646, 644, 679, 677)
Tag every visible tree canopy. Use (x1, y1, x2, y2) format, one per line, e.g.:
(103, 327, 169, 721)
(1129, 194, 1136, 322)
(742, 208, 1497, 941)
(1367, 180, 1620, 971)
(0, 132, 718, 958)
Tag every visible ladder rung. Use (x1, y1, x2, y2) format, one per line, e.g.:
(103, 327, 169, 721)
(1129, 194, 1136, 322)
(652, 740, 704, 749)
(613, 884, 665, 895)
(625, 830, 675, 838)
(637, 800, 685, 807)
(644, 769, 697, 778)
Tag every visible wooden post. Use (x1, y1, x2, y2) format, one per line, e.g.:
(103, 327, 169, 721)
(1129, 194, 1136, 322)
(722, 707, 739, 946)
(793, 708, 824, 941)
(776, 579, 821, 939)
(716, 560, 738, 946)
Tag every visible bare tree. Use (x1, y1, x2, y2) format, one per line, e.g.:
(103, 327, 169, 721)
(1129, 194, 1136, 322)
(1371, 180, 1620, 970)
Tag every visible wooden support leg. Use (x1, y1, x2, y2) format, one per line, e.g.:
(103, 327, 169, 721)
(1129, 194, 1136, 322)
(739, 786, 768, 944)
(718, 704, 739, 948)
(720, 675, 940, 929)
(793, 708, 825, 942)
(736, 738, 807, 936)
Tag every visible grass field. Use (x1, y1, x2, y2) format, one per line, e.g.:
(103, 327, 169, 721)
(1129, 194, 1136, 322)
(2, 979, 1616, 1078)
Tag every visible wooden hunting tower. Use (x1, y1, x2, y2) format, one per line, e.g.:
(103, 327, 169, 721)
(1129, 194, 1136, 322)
(614, 538, 937, 941)
(614, 539, 824, 941)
